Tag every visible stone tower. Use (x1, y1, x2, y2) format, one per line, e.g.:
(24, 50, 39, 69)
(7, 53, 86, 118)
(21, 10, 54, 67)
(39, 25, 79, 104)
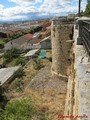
(51, 18, 73, 77)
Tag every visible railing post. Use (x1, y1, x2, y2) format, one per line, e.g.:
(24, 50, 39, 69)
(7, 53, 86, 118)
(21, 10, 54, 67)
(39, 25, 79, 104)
(77, 20, 83, 45)
(77, 18, 90, 45)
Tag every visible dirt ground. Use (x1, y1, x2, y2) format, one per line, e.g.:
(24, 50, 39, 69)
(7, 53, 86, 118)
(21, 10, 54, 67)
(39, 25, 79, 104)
(24, 65, 67, 120)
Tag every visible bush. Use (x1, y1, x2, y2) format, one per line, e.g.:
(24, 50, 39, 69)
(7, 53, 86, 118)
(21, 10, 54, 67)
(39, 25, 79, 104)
(1, 98, 49, 120)
(14, 57, 26, 66)
(1, 99, 36, 120)
(33, 59, 44, 70)
(15, 79, 24, 92)
(15, 68, 25, 78)
(3, 48, 20, 64)
(3, 38, 12, 43)
(48, 57, 52, 62)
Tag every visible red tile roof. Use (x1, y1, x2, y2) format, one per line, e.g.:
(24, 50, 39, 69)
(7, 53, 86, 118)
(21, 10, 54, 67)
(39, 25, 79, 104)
(10, 28, 21, 32)
(23, 34, 33, 39)
(42, 22, 51, 30)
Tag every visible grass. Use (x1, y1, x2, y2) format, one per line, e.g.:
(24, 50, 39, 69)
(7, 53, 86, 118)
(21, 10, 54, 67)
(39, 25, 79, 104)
(4, 50, 53, 119)
(1, 98, 49, 120)
(5, 50, 51, 95)
(0, 41, 5, 45)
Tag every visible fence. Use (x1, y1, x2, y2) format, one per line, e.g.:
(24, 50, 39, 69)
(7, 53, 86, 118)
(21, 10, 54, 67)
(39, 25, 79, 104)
(82, 21, 90, 58)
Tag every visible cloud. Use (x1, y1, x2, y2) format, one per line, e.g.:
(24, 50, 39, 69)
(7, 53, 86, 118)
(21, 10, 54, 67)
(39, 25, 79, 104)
(0, 0, 87, 21)
(8, 0, 43, 6)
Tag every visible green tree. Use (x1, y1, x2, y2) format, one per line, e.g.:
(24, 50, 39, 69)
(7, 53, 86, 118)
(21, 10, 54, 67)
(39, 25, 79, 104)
(14, 57, 26, 66)
(84, 0, 90, 16)
(3, 48, 20, 64)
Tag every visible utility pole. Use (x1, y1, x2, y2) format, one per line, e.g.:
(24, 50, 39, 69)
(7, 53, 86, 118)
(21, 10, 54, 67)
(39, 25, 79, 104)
(78, 0, 81, 17)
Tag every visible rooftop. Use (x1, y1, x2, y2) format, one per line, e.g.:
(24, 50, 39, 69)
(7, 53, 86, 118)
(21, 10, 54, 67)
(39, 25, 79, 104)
(24, 49, 39, 57)
(0, 66, 20, 86)
(6, 33, 33, 46)
(40, 36, 51, 42)
(23, 33, 33, 39)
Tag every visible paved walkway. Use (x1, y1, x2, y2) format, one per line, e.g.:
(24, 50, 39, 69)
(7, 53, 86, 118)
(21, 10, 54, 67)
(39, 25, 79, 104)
(74, 27, 90, 119)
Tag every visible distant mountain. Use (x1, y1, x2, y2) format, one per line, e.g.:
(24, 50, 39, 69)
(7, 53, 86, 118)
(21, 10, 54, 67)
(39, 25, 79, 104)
(0, 15, 53, 24)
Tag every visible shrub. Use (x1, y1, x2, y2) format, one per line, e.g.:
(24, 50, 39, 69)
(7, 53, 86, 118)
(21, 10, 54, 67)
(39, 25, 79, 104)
(1, 98, 49, 120)
(3, 38, 12, 43)
(33, 59, 44, 70)
(14, 57, 26, 66)
(1, 99, 36, 120)
(15, 68, 25, 78)
(48, 57, 52, 62)
(15, 79, 24, 92)
(3, 48, 20, 64)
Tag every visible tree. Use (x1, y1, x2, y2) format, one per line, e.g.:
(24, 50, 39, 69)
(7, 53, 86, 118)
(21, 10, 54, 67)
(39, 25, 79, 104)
(14, 57, 26, 66)
(84, 0, 90, 16)
(3, 48, 20, 64)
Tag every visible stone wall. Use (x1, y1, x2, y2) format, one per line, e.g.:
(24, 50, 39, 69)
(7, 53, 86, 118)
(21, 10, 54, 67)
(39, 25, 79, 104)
(64, 25, 90, 120)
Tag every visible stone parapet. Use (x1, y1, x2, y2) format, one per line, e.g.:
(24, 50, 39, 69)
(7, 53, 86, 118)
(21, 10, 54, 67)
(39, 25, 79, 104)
(64, 24, 90, 120)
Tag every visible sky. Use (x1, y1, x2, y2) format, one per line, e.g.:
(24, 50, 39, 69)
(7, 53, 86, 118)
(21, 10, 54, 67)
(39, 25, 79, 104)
(0, 0, 87, 22)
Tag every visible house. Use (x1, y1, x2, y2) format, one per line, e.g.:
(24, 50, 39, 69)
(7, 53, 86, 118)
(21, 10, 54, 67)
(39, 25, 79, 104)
(0, 28, 22, 38)
(10, 28, 22, 35)
(40, 36, 51, 49)
(4, 33, 33, 50)
(41, 29, 51, 38)
(24, 49, 39, 59)
(67, 14, 75, 20)
(33, 32, 41, 38)
(29, 38, 42, 49)
(0, 31, 7, 38)
(42, 22, 51, 31)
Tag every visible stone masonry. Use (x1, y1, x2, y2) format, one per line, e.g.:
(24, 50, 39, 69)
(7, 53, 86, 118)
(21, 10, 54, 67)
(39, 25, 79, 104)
(51, 19, 73, 77)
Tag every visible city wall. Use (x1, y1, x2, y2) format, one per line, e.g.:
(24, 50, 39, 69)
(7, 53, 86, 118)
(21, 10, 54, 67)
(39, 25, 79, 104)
(51, 18, 90, 120)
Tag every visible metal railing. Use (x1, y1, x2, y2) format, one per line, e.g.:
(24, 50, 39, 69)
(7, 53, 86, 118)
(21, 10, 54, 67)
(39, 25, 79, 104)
(82, 21, 90, 58)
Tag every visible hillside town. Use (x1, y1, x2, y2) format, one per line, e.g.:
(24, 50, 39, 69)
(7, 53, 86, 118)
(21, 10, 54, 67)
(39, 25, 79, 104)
(0, 19, 52, 86)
